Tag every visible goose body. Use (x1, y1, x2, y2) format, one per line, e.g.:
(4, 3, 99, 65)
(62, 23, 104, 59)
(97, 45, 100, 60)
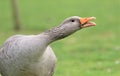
(0, 16, 96, 76)
(0, 34, 57, 76)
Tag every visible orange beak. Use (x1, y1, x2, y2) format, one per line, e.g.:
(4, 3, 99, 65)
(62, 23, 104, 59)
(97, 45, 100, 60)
(80, 17, 96, 28)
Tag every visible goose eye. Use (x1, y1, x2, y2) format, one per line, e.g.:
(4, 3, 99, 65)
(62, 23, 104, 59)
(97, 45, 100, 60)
(71, 20, 75, 22)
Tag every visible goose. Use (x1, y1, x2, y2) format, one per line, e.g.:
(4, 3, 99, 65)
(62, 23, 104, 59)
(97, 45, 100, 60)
(0, 16, 96, 76)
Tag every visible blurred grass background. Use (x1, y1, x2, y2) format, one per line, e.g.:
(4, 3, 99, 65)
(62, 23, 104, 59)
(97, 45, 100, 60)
(0, 0, 120, 76)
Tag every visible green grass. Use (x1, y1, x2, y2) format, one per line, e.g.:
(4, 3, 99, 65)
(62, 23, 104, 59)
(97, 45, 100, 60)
(0, 0, 120, 76)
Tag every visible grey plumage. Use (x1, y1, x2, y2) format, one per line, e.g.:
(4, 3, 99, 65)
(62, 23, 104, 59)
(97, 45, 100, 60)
(0, 35, 57, 76)
(0, 16, 96, 76)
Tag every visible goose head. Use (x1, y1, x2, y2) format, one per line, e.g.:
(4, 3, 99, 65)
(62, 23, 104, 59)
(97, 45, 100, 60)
(60, 16, 96, 30)
(58, 16, 96, 37)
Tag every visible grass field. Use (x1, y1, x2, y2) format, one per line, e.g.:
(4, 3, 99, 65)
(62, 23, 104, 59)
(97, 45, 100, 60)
(0, 0, 120, 76)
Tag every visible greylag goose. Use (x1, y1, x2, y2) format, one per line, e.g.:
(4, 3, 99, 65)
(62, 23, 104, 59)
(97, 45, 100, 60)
(0, 16, 96, 76)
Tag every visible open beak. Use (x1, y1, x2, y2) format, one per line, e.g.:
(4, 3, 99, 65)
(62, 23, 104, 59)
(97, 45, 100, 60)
(80, 17, 96, 28)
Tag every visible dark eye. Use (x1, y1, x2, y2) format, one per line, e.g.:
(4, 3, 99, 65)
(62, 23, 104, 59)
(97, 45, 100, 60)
(71, 20, 75, 22)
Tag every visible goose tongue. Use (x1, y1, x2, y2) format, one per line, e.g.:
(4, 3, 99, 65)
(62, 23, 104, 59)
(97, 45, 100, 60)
(80, 17, 96, 28)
